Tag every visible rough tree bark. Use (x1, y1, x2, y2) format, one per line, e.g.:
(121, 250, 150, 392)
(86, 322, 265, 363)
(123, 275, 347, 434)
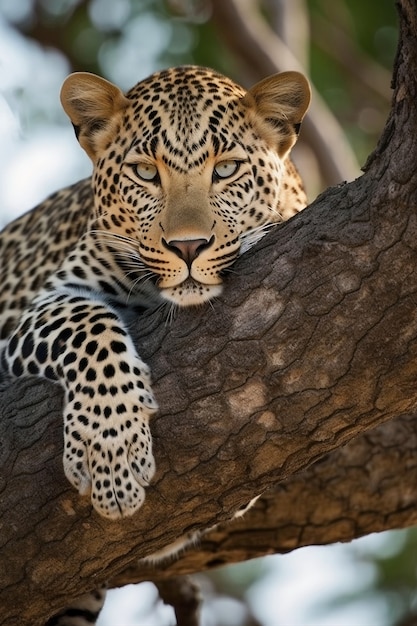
(1, 0, 417, 624)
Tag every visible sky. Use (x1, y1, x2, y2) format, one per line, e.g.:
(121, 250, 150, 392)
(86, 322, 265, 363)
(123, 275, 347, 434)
(0, 6, 407, 626)
(0, 15, 90, 226)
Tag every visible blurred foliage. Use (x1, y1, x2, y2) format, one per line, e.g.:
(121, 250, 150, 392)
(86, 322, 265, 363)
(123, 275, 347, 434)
(1, 1, 414, 625)
(309, 527, 417, 626)
(307, 0, 397, 164)
(1, 0, 397, 164)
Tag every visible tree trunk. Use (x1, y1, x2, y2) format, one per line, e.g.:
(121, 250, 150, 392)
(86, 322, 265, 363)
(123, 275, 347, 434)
(1, 0, 417, 624)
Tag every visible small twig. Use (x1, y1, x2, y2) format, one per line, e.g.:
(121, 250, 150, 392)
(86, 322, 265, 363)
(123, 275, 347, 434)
(155, 576, 202, 626)
(311, 13, 391, 102)
(210, 0, 360, 185)
(395, 613, 417, 626)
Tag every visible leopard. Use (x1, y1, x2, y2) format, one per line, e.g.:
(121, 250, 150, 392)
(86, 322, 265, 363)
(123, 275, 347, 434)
(0, 65, 310, 625)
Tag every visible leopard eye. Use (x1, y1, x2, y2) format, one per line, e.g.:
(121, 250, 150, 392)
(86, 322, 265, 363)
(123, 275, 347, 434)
(134, 162, 159, 181)
(213, 160, 240, 180)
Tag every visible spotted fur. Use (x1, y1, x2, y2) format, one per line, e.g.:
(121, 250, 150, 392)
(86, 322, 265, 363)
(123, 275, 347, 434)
(0, 65, 310, 624)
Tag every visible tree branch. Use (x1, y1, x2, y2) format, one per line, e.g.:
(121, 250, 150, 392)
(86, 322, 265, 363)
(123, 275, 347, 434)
(263, 0, 310, 69)
(110, 411, 417, 587)
(1, 1, 417, 624)
(1, 148, 417, 623)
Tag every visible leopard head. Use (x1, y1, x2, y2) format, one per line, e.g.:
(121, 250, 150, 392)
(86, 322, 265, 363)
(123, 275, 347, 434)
(60, 66, 310, 306)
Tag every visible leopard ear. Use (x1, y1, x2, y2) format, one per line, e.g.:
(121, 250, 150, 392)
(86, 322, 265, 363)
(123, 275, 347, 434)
(242, 71, 311, 157)
(60, 72, 130, 161)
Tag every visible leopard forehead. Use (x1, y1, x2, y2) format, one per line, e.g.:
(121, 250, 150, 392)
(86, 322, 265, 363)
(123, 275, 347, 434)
(122, 66, 247, 166)
(129, 65, 244, 99)
(126, 66, 246, 127)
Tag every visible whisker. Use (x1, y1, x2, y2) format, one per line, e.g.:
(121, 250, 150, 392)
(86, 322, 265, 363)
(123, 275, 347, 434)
(166, 301, 178, 326)
(91, 230, 139, 251)
(239, 222, 277, 254)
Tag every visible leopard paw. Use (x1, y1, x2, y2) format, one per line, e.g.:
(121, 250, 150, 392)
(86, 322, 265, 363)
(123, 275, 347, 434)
(63, 383, 157, 519)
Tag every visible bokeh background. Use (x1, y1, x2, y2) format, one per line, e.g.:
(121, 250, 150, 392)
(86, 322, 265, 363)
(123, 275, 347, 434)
(1, 1, 417, 624)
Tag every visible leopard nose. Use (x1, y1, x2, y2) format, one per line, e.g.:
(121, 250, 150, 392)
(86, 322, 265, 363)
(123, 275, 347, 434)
(162, 236, 214, 267)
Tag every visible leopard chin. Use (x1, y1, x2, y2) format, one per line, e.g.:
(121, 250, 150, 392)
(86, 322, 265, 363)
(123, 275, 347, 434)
(160, 278, 223, 307)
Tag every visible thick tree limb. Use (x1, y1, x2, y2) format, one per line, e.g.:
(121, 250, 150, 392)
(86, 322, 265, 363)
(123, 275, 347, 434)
(1, 1, 417, 625)
(1, 154, 417, 622)
(109, 411, 417, 587)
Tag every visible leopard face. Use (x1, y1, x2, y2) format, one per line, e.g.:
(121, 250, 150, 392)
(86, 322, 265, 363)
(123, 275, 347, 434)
(61, 66, 310, 307)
